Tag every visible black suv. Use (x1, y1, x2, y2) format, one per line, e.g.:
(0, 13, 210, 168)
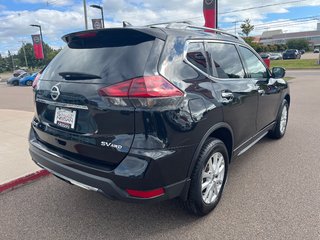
(29, 24, 290, 216)
(283, 49, 301, 59)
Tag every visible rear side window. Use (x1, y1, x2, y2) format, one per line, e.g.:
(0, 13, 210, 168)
(41, 30, 156, 85)
(239, 46, 268, 79)
(206, 42, 245, 79)
(186, 42, 208, 74)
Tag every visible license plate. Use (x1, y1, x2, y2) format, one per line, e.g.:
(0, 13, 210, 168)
(54, 107, 77, 130)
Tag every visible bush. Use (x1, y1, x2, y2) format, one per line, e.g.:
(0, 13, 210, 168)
(243, 37, 287, 53)
(286, 39, 309, 51)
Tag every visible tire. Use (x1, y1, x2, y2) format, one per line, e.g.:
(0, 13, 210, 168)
(184, 138, 229, 216)
(26, 80, 32, 86)
(268, 99, 289, 139)
(13, 81, 19, 86)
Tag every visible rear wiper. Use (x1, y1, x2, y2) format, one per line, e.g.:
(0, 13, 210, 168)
(59, 72, 101, 80)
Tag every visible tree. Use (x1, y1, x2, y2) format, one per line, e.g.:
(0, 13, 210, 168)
(0, 54, 7, 73)
(240, 19, 255, 37)
(286, 39, 309, 51)
(17, 42, 61, 69)
(242, 37, 288, 53)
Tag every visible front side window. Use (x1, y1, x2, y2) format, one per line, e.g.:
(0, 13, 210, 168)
(239, 46, 268, 79)
(186, 42, 208, 74)
(206, 42, 245, 79)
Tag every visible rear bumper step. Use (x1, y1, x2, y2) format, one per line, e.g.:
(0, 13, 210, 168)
(29, 134, 189, 203)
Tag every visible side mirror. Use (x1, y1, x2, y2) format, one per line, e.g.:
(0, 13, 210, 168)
(272, 67, 286, 79)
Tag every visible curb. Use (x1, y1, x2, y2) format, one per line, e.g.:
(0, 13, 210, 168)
(0, 170, 50, 194)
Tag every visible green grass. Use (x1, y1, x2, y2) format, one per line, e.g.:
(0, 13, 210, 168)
(271, 59, 320, 69)
(284, 77, 295, 81)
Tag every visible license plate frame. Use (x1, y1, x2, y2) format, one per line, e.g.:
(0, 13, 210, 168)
(54, 107, 77, 130)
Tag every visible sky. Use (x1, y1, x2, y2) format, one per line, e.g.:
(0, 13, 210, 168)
(0, 0, 320, 56)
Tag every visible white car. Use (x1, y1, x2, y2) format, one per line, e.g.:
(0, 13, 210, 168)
(314, 48, 320, 53)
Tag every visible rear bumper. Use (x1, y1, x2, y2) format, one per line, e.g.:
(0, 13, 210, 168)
(29, 129, 192, 203)
(283, 55, 296, 59)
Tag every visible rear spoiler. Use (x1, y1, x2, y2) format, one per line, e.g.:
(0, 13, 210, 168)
(62, 28, 167, 44)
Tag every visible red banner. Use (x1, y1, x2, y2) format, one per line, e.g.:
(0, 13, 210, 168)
(203, 0, 218, 29)
(31, 34, 44, 59)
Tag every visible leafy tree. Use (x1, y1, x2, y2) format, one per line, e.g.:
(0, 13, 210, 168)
(240, 19, 255, 37)
(17, 42, 61, 69)
(0, 54, 8, 73)
(243, 37, 288, 53)
(286, 39, 309, 51)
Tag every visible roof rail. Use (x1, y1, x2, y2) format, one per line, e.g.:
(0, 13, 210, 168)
(146, 20, 192, 27)
(183, 25, 241, 40)
(145, 21, 242, 41)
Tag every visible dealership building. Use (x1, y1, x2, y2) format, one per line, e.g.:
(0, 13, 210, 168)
(259, 23, 320, 48)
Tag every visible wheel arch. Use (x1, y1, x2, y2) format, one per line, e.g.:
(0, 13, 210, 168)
(180, 123, 234, 201)
(284, 94, 290, 106)
(187, 123, 234, 178)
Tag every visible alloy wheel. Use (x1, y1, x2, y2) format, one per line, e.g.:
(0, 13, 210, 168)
(201, 152, 225, 204)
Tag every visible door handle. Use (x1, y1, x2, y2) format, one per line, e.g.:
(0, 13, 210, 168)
(221, 91, 234, 103)
(221, 91, 234, 99)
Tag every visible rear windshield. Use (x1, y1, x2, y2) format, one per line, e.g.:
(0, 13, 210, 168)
(41, 30, 156, 85)
(285, 50, 296, 53)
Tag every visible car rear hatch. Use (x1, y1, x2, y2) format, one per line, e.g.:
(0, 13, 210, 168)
(32, 28, 166, 168)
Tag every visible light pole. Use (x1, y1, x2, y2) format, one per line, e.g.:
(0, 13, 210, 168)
(83, 0, 88, 29)
(90, 4, 105, 28)
(30, 24, 44, 58)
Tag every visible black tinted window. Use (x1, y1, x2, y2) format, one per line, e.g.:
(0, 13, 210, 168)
(239, 46, 268, 79)
(186, 42, 208, 74)
(206, 43, 245, 79)
(41, 30, 155, 85)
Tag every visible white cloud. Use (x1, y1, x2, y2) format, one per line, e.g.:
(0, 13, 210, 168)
(0, 0, 320, 56)
(17, 0, 74, 6)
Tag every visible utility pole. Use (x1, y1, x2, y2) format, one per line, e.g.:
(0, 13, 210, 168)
(83, 0, 88, 30)
(233, 21, 240, 35)
(8, 50, 14, 71)
(19, 41, 28, 69)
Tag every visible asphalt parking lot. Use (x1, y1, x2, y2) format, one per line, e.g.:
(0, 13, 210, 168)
(301, 52, 320, 60)
(0, 83, 34, 112)
(0, 70, 319, 240)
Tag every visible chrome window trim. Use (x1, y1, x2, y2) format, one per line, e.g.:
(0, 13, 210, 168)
(184, 39, 248, 81)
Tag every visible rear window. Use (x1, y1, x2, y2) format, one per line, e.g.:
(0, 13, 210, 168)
(41, 30, 156, 85)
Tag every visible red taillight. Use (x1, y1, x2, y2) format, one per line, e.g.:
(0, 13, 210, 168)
(129, 76, 183, 98)
(99, 76, 183, 98)
(126, 188, 165, 199)
(32, 73, 41, 89)
(98, 76, 183, 109)
(98, 80, 131, 97)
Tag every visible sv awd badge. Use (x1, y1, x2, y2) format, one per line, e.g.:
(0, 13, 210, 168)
(101, 141, 123, 150)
